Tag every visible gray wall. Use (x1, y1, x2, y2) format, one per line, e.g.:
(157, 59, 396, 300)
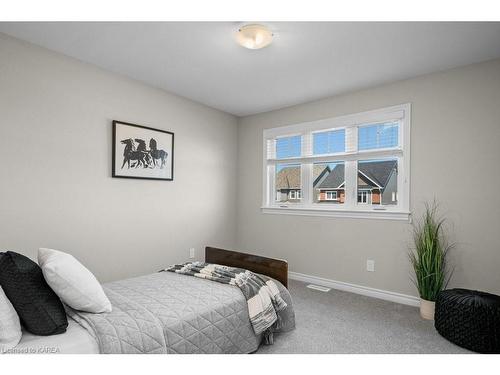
(236, 59, 500, 296)
(0, 34, 238, 282)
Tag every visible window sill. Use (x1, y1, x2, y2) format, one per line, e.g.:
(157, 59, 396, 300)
(261, 206, 411, 221)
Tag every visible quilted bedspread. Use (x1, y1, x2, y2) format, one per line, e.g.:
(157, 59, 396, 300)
(66, 271, 295, 354)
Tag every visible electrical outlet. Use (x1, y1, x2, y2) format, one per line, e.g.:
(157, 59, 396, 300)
(366, 259, 375, 272)
(189, 248, 195, 259)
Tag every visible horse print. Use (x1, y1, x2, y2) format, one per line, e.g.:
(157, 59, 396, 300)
(120, 138, 167, 169)
(113, 121, 174, 180)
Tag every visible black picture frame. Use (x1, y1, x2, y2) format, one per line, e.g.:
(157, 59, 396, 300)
(112, 120, 174, 181)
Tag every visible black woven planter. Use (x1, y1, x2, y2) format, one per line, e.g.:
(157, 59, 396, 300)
(435, 289, 500, 353)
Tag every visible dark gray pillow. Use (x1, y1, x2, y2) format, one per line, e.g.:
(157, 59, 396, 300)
(0, 251, 68, 335)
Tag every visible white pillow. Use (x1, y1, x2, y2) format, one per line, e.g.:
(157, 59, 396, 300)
(38, 248, 112, 313)
(0, 286, 22, 353)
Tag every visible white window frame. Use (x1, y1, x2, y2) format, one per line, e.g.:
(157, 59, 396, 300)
(357, 190, 369, 204)
(325, 191, 338, 201)
(262, 104, 411, 221)
(288, 190, 303, 200)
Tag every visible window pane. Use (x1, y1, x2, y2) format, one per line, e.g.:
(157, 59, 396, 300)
(275, 164, 302, 203)
(275, 135, 302, 159)
(313, 129, 345, 155)
(313, 162, 345, 204)
(357, 159, 398, 206)
(358, 122, 398, 151)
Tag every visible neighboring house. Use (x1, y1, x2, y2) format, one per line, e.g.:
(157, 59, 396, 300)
(316, 160, 398, 205)
(275, 166, 301, 202)
(275, 164, 330, 202)
(315, 164, 346, 203)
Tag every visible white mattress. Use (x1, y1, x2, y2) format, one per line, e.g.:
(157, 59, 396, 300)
(14, 318, 99, 354)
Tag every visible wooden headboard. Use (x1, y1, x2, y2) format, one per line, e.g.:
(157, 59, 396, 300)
(205, 247, 288, 288)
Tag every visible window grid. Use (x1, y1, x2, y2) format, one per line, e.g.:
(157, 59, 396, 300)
(326, 191, 337, 200)
(262, 104, 410, 219)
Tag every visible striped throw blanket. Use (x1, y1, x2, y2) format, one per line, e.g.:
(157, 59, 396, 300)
(165, 262, 287, 343)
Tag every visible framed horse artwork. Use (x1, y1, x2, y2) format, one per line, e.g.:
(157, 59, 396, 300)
(112, 120, 174, 181)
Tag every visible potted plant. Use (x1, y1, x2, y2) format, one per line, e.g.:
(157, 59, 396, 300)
(409, 202, 453, 320)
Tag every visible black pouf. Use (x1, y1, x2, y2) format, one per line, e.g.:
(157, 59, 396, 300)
(435, 289, 500, 353)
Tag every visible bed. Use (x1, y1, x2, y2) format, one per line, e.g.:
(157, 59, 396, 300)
(12, 247, 294, 354)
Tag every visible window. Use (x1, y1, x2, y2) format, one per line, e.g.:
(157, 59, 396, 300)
(357, 159, 398, 207)
(263, 104, 410, 220)
(276, 135, 301, 158)
(274, 164, 301, 204)
(326, 191, 337, 200)
(358, 122, 398, 151)
(313, 129, 345, 154)
(357, 191, 369, 204)
(313, 162, 345, 204)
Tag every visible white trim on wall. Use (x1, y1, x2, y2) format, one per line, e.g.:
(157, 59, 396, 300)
(262, 207, 411, 221)
(289, 271, 420, 307)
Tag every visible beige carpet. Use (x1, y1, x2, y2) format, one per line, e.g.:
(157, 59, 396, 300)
(257, 279, 470, 354)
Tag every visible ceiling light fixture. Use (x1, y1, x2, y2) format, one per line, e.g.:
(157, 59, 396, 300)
(236, 24, 273, 50)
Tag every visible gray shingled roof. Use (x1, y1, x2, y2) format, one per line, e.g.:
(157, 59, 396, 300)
(359, 160, 397, 187)
(275, 166, 301, 189)
(318, 160, 397, 189)
(277, 165, 330, 190)
(317, 164, 345, 189)
(313, 165, 330, 186)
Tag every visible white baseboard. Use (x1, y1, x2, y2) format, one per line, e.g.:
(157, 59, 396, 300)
(289, 271, 420, 307)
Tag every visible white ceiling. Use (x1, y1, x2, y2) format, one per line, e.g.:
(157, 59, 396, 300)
(1, 22, 500, 116)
